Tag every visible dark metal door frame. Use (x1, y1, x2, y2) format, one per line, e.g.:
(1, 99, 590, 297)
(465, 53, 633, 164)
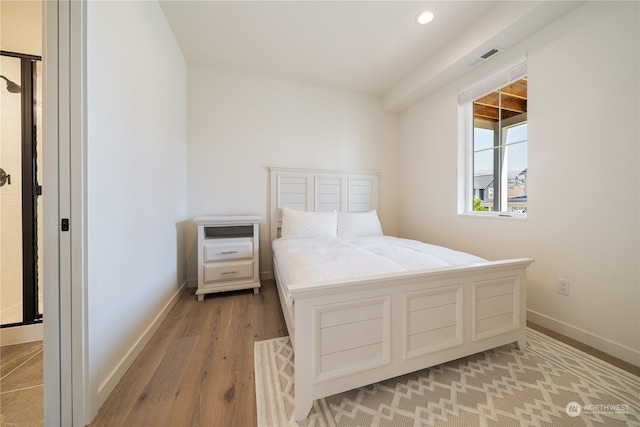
(1, 50, 42, 327)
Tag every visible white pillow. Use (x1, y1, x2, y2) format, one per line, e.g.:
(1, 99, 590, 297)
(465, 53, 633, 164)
(337, 210, 383, 238)
(280, 207, 337, 239)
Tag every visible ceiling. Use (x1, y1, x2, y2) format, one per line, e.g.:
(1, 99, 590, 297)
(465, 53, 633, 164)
(160, 1, 583, 110)
(0, 1, 582, 112)
(159, 1, 498, 96)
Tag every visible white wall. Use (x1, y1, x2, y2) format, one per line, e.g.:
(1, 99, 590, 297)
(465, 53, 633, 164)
(87, 0, 187, 409)
(398, 1, 639, 365)
(186, 66, 399, 280)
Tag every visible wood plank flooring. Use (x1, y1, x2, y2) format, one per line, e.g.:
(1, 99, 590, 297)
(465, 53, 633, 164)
(527, 321, 640, 376)
(89, 279, 638, 427)
(89, 279, 287, 427)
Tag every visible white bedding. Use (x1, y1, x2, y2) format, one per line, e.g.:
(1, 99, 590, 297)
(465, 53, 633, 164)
(272, 236, 486, 304)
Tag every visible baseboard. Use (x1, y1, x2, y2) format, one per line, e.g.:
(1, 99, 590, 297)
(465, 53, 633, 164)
(527, 309, 640, 367)
(97, 281, 187, 407)
(0, 322, 43, 346)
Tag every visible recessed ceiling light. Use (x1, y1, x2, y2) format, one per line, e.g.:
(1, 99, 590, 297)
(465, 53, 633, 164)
(417, 11, 434, 25)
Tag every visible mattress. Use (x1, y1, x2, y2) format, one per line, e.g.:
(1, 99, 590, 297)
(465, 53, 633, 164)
(272, 236, 486, 306)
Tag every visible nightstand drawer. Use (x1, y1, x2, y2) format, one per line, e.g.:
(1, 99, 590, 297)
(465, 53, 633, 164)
(195, 215, 261, 300)
(204, 238, 253, 262)
(204, 260, 254, 283)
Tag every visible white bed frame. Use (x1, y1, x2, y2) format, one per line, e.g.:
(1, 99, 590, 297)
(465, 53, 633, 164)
(269, 167, 534, 421)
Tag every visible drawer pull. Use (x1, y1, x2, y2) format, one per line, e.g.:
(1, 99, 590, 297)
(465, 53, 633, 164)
(220, 251, 238, 255)
(220, 271, 238, 275)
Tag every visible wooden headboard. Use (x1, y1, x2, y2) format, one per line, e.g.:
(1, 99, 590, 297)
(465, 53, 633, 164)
(269, 167, 379, 241)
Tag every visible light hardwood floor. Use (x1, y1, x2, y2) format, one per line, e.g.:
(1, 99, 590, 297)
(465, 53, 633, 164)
(89, 279, 287, 427)
(89, 279, 638, 427)
(527, 321, 640, 376)
(0, 279, 635, 426)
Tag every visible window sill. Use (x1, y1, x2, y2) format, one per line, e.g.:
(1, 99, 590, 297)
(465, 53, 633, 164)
(459, 212, 527, 221)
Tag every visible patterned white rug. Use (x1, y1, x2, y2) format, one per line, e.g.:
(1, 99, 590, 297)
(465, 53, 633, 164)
(254, 328, 640, 426)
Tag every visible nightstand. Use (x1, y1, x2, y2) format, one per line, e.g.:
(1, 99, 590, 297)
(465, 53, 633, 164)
(194, 215, 261, 300)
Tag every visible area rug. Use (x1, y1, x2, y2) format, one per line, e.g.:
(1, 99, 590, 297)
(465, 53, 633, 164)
(254, 328, 639, 426)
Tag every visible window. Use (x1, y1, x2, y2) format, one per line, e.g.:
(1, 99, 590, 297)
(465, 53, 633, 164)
(458, 58, 527, 218)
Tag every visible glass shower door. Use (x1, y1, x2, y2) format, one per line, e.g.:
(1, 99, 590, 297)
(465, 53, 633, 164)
(1, 52, 42, 327)
(0, 54, 24, 325)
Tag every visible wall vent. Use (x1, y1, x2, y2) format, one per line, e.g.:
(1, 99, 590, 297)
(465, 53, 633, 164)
(467, 47, 503, 68)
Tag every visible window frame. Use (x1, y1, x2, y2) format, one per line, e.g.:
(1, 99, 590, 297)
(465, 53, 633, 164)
(457, 57, 528, 220)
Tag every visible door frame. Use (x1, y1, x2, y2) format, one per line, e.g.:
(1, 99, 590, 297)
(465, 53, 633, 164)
(0, 50, 41, 328)
(43, 0, 91, 425)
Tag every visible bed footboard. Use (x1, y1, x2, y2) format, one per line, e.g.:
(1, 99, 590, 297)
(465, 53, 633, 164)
(286, 258, 532, 421)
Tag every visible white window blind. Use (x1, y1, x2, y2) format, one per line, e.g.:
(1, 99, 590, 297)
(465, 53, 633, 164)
(457, 56, 527, 105)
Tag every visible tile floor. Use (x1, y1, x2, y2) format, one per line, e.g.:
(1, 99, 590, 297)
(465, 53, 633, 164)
(0, 341, 43, 426)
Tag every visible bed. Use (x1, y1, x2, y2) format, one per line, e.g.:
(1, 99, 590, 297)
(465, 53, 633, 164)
(269, 167, 534, 421)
